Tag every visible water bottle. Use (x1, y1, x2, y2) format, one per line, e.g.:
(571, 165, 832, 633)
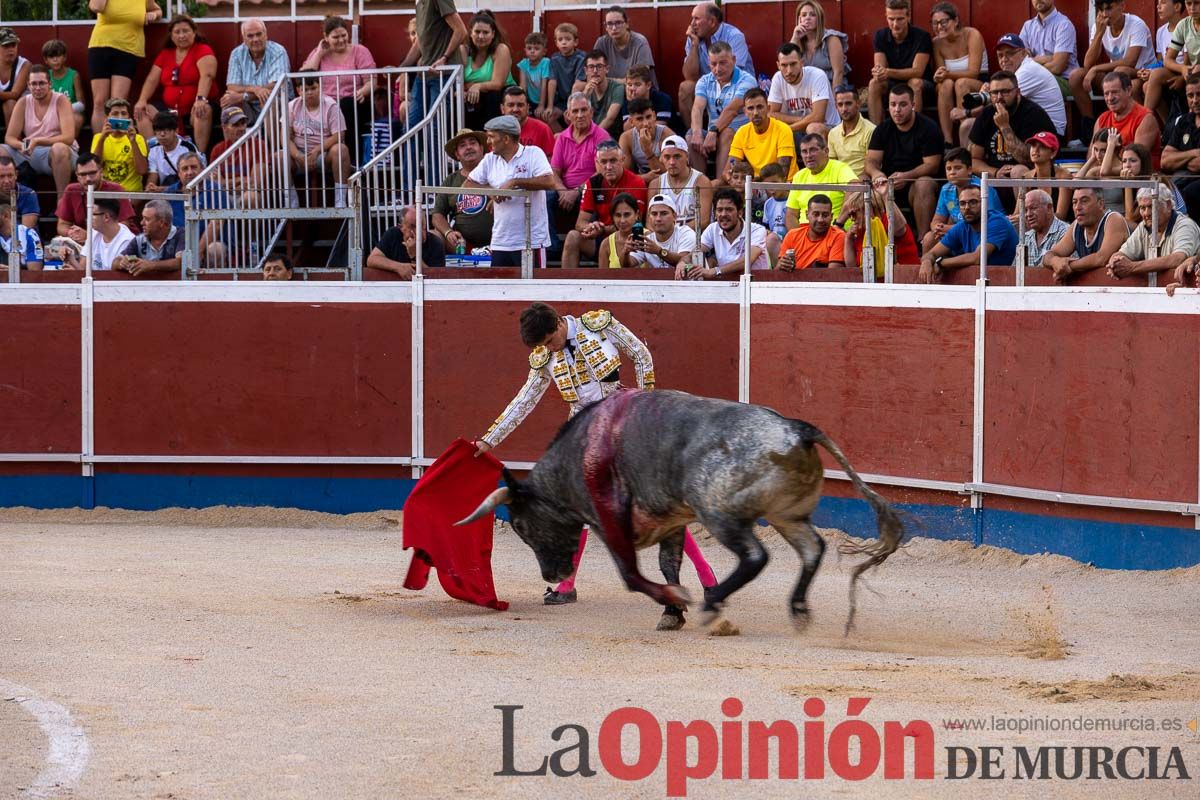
(455, 242, 465, 256)
(249, 240, 260, 267)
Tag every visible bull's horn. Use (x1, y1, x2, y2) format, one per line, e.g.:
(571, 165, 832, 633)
(454, 487, 511, 526)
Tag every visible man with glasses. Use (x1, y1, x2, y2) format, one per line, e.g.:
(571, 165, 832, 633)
(967, 70, 1054, 180)
(580, 50, 625, 138)
(562, 139, 647, 268)
(592, 6, 656, 86)
(919, 184, 1018, 283)
(2, 64, 77, 193)
(55, 152, 136, 244)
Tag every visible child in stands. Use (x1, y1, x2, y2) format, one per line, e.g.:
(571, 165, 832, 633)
(41, 39, 84, 135)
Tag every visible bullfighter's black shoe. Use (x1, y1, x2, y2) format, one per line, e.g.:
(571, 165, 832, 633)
(543, 587, 578, 605)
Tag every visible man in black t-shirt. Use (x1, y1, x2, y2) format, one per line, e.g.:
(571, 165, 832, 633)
(967, 71, 1054, 176)
(868, 0, 934, 123)
(1163, 74, 1200, 219)
(866, 83, 942, 243)
(366, 206, 447, 279)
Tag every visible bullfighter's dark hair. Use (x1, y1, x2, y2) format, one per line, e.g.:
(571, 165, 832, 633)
(520, 303, 560, 348)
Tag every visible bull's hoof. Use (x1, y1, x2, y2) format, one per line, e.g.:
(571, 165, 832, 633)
(661, 584, 693, 608)
(702, 611, 741, 637)
(790, 606, 812, 633)
(656, 607, 686, 631)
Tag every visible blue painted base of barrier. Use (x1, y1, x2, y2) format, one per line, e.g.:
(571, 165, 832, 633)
(1, 474, 1196, 570)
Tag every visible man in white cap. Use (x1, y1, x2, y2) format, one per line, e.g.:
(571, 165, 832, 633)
(630, 193, 698, 271)
(646, 134, 712, 232)
(464, 115, 556, 267)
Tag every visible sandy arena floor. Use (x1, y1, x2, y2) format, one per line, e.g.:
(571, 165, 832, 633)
(1, 506, 1198, 799)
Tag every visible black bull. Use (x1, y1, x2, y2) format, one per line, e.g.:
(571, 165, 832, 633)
(459, 389, 904, 631)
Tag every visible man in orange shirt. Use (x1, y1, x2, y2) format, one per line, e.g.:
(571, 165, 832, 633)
(778, 194, 851, 270)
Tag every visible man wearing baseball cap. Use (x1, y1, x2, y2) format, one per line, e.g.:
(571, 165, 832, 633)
(0, 28, 29, 125)
(631, 193, 698, 271)
(646, 134, 713, 230)
(995, 34, 1067, 137)
(464, 115, 556, 267)
(432, 128, 492, 254)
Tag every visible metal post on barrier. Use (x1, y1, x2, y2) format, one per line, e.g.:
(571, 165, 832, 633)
(522, 193, 533, 280)
(1148, 184, 1159, 288)
(884, 180, 895, 284)
(414, 180, 424, 277)
(743, 174, 752, 276)
(1014, 190, 1027, 283)
(980, 172, 990, 284)
(861, 185, 875, 284)
(7, 192, 18, 282)
(83, 185, 94, 281)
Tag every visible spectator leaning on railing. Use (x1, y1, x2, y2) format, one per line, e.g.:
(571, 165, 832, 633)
(63, 196, 133, 271)
(367, 205, 446, 279)
(464, 115, 556, 268)
(1041, 185, 1130, 283)
(694, 186, 770, 277)
(113, 198, 185, 276)
(919, 184, 1018, 282)
(1106, 183, 1200, 279)
(1021, 188, 1070, 267)
(778, 193, 851, 270)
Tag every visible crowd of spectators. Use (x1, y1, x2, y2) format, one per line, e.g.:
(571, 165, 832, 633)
(2, 0, 1198, 288)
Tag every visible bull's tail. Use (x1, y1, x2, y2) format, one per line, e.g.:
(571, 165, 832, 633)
(812, 433, 905, 634)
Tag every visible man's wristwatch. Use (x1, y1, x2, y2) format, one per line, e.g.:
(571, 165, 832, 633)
(934, 256, 945, 270)
(659, 247, 669, 259)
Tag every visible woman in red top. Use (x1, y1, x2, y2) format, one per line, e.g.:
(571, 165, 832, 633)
(133, 14, 220, 153)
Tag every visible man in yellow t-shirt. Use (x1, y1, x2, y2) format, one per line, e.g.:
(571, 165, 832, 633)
(727, 88, 795, 176)
(827, 86, 875, 178)
(90, 98, 148, 192)
(785, 131, 858, 226)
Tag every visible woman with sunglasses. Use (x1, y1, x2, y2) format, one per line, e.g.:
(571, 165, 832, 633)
(133, 14, 220, 154)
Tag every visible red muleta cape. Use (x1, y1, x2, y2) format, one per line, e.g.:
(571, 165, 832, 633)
(402, 438, 510, 610)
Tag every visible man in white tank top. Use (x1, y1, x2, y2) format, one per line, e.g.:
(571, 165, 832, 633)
(646, 135, 712, 230)
(2, 64, 77, 192)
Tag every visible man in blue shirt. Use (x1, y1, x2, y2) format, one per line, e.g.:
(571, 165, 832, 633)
(221, 18, 294, 122)
(688, 41, 757, 174)
(679, 3, 754, 137)
(919, 185, 1017, 282)
(0, 202, 43, 270)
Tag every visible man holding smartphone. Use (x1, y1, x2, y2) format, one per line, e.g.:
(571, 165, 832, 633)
(630, 194, 697, 271)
